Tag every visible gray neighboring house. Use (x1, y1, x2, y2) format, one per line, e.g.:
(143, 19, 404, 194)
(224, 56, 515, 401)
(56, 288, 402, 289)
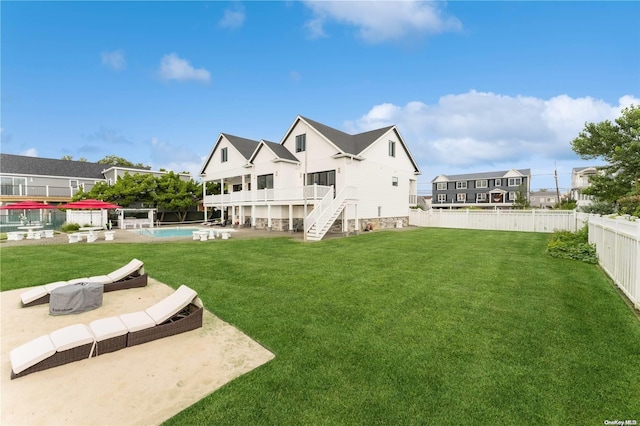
(0, 153, 190, 205)
(431, 168, 531, 209)
(529, 191, 557, 209)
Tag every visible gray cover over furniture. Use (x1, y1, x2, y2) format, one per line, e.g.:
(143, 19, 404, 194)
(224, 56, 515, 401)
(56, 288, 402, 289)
(49, 283, 104, 316)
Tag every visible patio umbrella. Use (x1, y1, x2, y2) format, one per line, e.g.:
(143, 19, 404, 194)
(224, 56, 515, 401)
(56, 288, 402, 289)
(0, 200, 58, 224)
(58, 199, 120, 227)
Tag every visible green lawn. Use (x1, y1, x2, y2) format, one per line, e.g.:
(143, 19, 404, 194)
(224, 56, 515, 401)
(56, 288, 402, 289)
(2, 228, 639, 424)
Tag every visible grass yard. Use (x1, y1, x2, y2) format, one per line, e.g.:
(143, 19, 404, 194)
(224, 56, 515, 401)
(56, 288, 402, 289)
(2, 228, 639, 424)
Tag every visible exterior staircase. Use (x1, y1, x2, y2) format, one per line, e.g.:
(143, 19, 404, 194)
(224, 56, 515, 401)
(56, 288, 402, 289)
(304, 186, 354, 241)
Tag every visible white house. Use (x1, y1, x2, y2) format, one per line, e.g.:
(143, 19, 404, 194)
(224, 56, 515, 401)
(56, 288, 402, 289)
(199, 115, 421, 240)
(571, 166, 599, 207)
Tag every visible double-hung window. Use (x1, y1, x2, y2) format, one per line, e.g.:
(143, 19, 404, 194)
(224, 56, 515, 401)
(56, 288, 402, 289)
(221, 147, 228, 163)
(508, 191, 516, 201)
(495, 179, 502, 187)
(392, 177, 398, 187)
(508, 177, 522, 187)
(476, 179, 488, 188)
(457, 193, 466, 202)
(295, 134, 306, 153)
(437, 194, 447, 202)
(476, 193, 487, 202)
(436, 182, 447, 190)
(456, 181, 467, 189)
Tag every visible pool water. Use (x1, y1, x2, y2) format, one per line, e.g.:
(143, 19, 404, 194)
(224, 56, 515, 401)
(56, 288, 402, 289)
(130, 227, 200, 238)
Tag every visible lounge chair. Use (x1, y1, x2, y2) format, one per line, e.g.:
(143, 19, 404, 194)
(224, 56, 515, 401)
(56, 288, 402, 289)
(20, 259, 148, 307)
(10, 285, 203, 379)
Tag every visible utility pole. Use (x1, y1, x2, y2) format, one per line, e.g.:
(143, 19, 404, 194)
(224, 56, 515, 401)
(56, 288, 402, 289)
(554, 162, 561, 208)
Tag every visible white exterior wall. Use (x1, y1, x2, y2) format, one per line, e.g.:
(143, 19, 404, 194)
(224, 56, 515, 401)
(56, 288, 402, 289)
(201, 136, 250, 181)
(347, 130, 417, 218)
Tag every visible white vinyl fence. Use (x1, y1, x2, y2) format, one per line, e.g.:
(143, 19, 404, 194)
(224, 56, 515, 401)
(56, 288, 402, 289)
(409, 209, 640, 310)
(586, 215, 640, 310)
(409, 209, 578, 233)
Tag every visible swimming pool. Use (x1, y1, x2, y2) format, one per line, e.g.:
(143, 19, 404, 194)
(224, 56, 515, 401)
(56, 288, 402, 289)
(129, 227, 200, 238)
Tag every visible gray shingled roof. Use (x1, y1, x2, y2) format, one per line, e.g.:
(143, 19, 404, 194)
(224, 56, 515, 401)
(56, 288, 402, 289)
(262, 140, 298, 162)
(300, 116, 394, 155)
(439, 169, 532, 181)
(222, 134, 260, 160)
(0, 153, 109, 179)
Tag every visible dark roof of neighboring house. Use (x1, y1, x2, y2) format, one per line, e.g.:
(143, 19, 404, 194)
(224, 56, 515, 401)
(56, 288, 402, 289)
(262, 140, 298, 162)
(435, 169, 532, 182)
(0, 153, 108, 179)
(300, 116, 394, 155)
(222, 134, 260, 160)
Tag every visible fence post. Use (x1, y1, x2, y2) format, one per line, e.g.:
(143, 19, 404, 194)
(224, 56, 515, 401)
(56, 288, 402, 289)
(636, 221, 640, 310)
(532, 209, 536, 232)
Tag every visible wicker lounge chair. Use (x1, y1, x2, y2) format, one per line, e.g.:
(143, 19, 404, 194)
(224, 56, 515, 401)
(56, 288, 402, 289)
(10, 285, 203, 379)
(20, 259, 148, 307)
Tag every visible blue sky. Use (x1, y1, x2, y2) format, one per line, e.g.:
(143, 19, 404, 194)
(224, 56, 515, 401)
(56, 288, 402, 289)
(2, 1, 639, 193)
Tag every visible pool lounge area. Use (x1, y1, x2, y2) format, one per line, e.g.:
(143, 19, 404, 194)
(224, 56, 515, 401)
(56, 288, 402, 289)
(129, 227, 237, 240)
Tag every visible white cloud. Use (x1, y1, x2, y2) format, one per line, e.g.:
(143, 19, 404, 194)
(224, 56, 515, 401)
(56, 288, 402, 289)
(158, 53, 211, 84)
(345, 92, 640, 189)
(302, 0, 462, 43)
(148, 137, 203, 178)
(101, 50, 126, 71)
(20, 148, 38, 157)
(83, 126, 133, 145)
(218, 3, 245, 29)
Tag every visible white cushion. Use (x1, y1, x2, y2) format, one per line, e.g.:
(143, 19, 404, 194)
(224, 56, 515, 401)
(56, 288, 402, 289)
(43, 281, 69, 293)
(10, 335, 56, 375)
(107, 259, 143, 282)
(145, 285, 197, 325)
(86, 275, 113, 284)
(119, 311, 155, 333)
(49, 324, 95, 352)
(89, 317, 128, 342)
(20, 286, 48, 305)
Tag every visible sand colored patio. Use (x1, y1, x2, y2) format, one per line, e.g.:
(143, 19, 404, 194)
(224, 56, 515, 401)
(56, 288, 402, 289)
(1, 278, 275, 425)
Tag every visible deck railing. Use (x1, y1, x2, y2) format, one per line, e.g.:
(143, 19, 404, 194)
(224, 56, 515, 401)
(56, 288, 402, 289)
(203, 185, 332, 205)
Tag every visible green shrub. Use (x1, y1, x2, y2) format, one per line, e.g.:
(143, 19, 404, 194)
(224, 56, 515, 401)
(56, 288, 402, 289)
(580, 200, 615, 215)
(617, 195, 640, 217)
(546, 226, 598, 264)
(61, 222, 80, 233)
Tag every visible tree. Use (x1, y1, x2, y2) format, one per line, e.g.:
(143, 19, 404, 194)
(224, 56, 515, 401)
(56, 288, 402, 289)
(570, 104, 640, 202)
(97, 155, 150, 170)
(513, 183, 530, 209)
(155, 172, 201, 222)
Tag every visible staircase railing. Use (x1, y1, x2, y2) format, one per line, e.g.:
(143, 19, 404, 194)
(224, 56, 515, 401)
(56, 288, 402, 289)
(304, 186, 356, 238)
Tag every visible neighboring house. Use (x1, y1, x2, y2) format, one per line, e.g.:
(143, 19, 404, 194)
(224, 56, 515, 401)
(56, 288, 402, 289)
(529, 191, 557, 209)
(0, 153, 190, 205)
(431, 169, 531, 209)
(571, 166, 599, 207)
(199, 115, 421, 240)
(416, 195, 432, 210)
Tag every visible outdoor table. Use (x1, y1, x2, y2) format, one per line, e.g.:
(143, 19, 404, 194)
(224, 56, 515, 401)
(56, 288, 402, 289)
(18, 225, 44, 239)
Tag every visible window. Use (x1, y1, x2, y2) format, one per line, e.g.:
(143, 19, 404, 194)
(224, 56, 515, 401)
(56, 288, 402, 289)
(437, 194, 447, 202)
(306, 170, 336, 187)
(476, 179, 488, 188)
(476, 193, 487, 202)
(456, 181, 467, 189)
(221, 147, 228, 163)
(495, 179, 502, 187)
(436, 182, 447, 190)
(508, 191, 516, 201)
(1, 177, 26, 196)
(70, 180, 78, 188)
(457, 193, 466, 202)
(232, 184, 243, 192)
(257, 174, 274, 190)
(389, 140, 396, 157)
(508, 177, 522, 187)
(295, 134, 306, 153)
(392, 177, 398, 187)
